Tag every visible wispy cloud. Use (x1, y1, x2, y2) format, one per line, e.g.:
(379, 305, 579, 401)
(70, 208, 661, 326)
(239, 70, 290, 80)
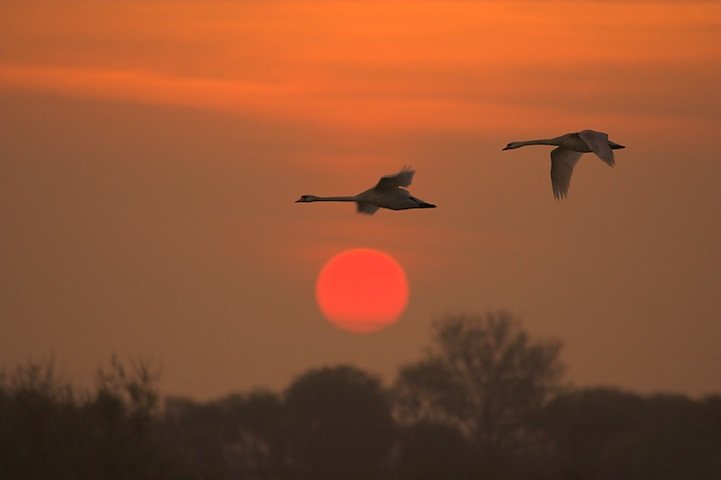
(3, 1, 719, 133)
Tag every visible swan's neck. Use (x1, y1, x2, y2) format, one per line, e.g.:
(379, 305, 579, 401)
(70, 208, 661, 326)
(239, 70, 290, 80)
(515, 137, 562, 147)
(310, 195, 357, 202)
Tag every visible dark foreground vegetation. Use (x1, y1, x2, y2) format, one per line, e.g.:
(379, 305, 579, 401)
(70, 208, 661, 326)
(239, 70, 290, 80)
(2, 312, 720, 479)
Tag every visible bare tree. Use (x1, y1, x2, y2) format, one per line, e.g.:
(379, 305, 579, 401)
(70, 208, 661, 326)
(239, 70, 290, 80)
(394, 311, 564, 470)
(0, 357, 184, 480)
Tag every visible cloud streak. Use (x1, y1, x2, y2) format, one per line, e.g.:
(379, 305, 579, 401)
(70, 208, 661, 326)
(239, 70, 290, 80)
(3, 1, 719, 134)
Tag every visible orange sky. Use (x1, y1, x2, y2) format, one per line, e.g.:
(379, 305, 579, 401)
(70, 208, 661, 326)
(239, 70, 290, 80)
(1, 0, 720, 399)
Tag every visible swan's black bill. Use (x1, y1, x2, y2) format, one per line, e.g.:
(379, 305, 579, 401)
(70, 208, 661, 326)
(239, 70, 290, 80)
(419, 202, 437, 208)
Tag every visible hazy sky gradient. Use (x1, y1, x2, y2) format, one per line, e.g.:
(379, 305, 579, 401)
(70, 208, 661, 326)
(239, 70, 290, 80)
(2, 0, 720, 399)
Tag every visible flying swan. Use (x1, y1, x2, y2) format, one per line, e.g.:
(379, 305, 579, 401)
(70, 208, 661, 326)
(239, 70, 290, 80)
(502, 130, 625, 199)
(295, 167, 437, 214)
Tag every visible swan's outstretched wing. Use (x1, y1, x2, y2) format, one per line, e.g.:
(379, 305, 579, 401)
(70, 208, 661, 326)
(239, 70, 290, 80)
(356, 202, 380, 215)
(373, 167, 415, 191)
(551, 147, 583, 199)
(579, 130, 615, 166)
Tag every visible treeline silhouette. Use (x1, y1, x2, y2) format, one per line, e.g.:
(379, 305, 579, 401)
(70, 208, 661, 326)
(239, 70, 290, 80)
(2, 312, 720, 479)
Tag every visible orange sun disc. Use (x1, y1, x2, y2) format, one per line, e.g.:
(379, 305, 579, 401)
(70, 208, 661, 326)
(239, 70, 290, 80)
(315, 248, 409, 333)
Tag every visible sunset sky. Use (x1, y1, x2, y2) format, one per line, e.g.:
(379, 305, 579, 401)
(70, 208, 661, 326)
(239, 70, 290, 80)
(2, 0, 720, 399)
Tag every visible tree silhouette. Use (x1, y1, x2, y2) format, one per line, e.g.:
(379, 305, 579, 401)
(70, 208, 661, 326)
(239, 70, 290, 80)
(283, 365, 394, 480)
(0, 358, 186, 480)
(163, 390, 286, 479)
(541, 388, 721, 480)
(396, 421, 475, 480)
(222, 391, 286, 478)
(0, 361, 81, 480)
(394, 311, 564, 477)
(162, 396, 234, 479)
(4, 329, 720, 480)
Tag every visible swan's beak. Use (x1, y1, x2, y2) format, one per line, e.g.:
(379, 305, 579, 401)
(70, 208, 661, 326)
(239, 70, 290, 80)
(502, 145, 511, 150)
(420, 202, 437, 208)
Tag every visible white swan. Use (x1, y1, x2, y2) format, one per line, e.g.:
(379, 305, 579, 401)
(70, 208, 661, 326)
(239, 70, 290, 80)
(295, 167, 437, 214)
(502, 130, 625, 199)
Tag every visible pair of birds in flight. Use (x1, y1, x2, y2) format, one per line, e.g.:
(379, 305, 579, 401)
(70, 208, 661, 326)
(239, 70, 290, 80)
(296, 130, 626, 214)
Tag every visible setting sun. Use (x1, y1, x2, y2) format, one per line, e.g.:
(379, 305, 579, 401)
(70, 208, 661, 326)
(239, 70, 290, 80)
(315, 248, 409, 333)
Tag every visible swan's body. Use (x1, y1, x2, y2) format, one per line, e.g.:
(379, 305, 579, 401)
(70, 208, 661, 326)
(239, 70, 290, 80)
(503, 130, 625, 199)
(295, 167, 436, 214)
